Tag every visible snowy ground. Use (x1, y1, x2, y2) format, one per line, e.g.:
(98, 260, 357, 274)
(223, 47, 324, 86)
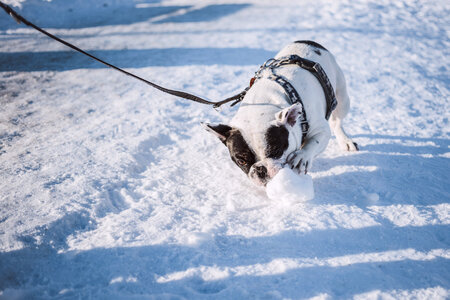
(0, 0, 449, 299)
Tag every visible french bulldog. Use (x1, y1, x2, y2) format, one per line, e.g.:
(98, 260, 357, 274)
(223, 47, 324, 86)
(204, 41, 358, 186)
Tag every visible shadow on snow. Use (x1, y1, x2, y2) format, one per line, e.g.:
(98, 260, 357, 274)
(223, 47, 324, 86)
(1, 133, 449, 297)
(0, 213, 448, 298)
(0, 2, 250, 30)
(312, 134, 450, 206)
(154, 4, 251, 24)
(0, 48, 276, 72)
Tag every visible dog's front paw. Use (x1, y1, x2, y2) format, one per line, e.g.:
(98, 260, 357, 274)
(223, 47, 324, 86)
(338, 139, 359, 152)
(287, 150, 314, 174)
(343, 141, 359, 151)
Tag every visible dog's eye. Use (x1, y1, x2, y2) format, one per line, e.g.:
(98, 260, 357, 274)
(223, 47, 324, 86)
(237, 158, 247, 166)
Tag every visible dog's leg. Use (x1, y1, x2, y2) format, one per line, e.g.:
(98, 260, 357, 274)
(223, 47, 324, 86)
(288, 122, 331, 174)
(330, 66, 359, 151)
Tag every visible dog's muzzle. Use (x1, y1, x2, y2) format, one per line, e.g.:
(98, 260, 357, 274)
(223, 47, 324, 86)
(249, 159, 284, 186)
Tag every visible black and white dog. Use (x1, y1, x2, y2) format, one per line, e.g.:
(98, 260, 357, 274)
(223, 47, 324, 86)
(204, 41, 358, 186)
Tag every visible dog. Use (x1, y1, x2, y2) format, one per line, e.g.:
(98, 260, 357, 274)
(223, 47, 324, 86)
(204, 41, 358, 186)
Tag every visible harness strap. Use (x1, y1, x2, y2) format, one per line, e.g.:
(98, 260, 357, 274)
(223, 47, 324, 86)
(265, 74, 309, 141)
(267, 55, 338, 120)
(247, 54, 338, 142)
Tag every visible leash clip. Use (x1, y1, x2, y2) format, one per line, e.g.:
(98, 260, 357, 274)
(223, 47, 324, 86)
(262, 58, 276, 69)
(254, 58, 277, 78)
(213, 105, 223, 113)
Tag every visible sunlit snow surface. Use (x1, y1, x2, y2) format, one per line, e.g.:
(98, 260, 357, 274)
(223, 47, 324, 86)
(0, 0, 449, 299)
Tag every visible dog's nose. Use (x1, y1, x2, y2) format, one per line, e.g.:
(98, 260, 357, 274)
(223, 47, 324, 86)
(255, 165, 267, 179)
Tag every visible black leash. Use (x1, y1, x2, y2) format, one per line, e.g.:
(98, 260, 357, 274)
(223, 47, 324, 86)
(0, 1, 246, 108)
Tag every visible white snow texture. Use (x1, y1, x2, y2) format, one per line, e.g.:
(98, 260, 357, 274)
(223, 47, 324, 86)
(266, 168, 315, 204)
(0, 0, 449, 299)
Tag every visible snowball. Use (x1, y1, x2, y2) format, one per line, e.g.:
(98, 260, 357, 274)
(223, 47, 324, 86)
(266, 167, 314, 203)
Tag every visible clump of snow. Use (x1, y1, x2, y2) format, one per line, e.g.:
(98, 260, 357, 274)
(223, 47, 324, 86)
(266, 167, 314, 203)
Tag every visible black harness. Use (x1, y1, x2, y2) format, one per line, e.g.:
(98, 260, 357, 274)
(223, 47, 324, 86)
(250, 55, 338, 141)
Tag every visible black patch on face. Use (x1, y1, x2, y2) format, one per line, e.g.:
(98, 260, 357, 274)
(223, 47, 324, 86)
(265, 125, 289, 159)
(294, 40, 328, 51)
(314, 49, 321, 55)
(225, 129, 256, 174)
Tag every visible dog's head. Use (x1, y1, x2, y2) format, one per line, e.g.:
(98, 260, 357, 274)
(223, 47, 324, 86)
(204, 103, 303, 186)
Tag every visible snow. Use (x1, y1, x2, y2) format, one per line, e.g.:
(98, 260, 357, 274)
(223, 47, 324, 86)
(0, 0, 449, 299)
(266, 168, 314, 204)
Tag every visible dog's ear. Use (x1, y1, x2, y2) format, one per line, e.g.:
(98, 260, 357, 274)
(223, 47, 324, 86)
(275, 103, 303, 127)
(202, 123, 233, 144)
